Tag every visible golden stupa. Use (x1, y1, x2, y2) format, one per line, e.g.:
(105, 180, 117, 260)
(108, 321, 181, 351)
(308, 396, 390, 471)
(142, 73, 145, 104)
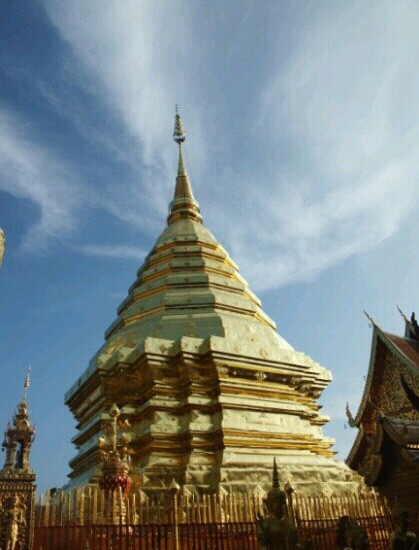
(65, 114, 360, 495)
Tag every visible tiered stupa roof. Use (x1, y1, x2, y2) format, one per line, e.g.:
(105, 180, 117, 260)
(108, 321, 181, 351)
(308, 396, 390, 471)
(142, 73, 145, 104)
(79, 113, 293, 374)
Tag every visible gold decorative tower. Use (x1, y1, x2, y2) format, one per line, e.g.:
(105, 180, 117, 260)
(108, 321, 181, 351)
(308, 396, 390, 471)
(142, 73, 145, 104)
(98, 403, 133, 523)
(65, 114, 359, 495)
(0, 371, 36, 550)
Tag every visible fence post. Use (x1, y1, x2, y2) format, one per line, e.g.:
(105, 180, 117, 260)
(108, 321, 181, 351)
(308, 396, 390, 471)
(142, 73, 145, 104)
(284, 482, 296, 527)
(168, 479, 180, 550)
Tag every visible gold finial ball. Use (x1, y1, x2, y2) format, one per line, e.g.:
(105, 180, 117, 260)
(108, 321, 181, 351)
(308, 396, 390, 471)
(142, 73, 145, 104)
(109, 403, 121, 418)
(167, 478, 180, 493)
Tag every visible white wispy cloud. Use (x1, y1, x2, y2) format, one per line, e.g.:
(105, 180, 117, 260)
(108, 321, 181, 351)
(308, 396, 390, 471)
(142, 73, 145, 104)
(44, 0, 208, 219)
(232, 1, 418, 289)
(0, 108, 83, 251)
(31, 1, 419, 290)
(78, 244, 147, 261)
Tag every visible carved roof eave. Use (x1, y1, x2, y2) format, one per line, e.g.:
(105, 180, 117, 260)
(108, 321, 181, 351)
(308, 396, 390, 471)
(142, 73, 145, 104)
(380, 418, 419, 469)
(400, 448, 419, 468)
(348, 416, 419, 479)
(354, 324, 418, 426)
(371, 420, 419, 476)
(346, 424, 366, 468)
(379, 417, 404, 447)
(346, 427, 383, 485)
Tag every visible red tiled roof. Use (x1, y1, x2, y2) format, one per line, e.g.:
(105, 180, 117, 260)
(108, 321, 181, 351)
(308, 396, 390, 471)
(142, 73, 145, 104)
(384, 333, 419, 369)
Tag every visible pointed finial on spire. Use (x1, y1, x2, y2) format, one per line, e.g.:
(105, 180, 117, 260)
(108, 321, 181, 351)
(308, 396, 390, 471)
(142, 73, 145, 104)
(346, 402, 357, 427)
(173, 108, 187, 178)
(272, 457, 279, 489)
(173, 105, 186, 144)
(167, 108, 202, 225)
(23, 366, 31, 401)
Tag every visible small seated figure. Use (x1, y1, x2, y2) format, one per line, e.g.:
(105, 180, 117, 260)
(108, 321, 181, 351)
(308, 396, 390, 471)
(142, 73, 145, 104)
(257, 459, 299, 550)
(391, 507, 418, 550)
(336, 515, 369, 550)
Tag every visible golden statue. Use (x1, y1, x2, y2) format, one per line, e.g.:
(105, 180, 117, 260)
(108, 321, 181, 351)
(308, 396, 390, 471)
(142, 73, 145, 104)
(257, 459, 299, 550)
(0, 494, 27, 550)
(336, 515, 369, 550)
(391, 507, 418, 550)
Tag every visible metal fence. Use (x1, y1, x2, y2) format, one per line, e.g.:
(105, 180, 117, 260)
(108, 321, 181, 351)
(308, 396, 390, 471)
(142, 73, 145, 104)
(33, 489, 394, 550)
(294, 493, 394, 550)
(34, 522, 258, 550)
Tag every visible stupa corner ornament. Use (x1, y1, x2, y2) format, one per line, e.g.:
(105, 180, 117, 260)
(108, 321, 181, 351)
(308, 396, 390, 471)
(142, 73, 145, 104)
(98, 404, 133, 522)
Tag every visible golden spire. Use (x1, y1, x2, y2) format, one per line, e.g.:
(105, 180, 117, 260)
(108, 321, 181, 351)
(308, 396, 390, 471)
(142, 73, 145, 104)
(167, 108, 202, 225)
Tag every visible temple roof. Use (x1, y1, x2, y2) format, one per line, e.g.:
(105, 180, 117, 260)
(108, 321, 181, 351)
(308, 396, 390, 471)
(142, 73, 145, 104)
(353, 321, 419, 426)
(346, 313, 419, 477)
(347, 416, 419, 483)
(385, 333, 419, 368)
(382, 417, 419, 455)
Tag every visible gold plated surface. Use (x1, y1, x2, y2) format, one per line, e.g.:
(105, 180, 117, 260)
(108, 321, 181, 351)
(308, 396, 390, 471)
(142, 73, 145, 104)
(65, 115, 361, 496)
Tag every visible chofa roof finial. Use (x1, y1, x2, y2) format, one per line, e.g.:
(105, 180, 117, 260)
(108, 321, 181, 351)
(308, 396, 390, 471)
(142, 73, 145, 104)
(397, 305, 409, 323)
(363, 310, 375, 328)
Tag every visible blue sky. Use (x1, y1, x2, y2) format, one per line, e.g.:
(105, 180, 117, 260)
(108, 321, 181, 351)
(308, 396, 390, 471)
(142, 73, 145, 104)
(0, 0, 417, 494)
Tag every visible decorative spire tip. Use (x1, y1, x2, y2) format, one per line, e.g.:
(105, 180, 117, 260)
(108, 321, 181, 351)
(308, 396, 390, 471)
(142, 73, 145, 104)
(272, 457, 280, 489)
(167, 109, 203, 225)
(173, 107, 186, 144)
(23, 366, 31, 400)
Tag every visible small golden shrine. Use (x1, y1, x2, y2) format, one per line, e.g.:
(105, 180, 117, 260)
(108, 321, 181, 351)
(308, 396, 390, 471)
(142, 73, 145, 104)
(65, 114, 360, 496)
(0, 373, 36, 550)
(346, 310, 419, 522)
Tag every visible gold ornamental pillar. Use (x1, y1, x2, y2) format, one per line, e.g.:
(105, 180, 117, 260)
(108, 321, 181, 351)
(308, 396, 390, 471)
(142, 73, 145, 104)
(0, 377, 36, 550)
(98, 404, 133, 524)
(168, 479, 180, 550)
